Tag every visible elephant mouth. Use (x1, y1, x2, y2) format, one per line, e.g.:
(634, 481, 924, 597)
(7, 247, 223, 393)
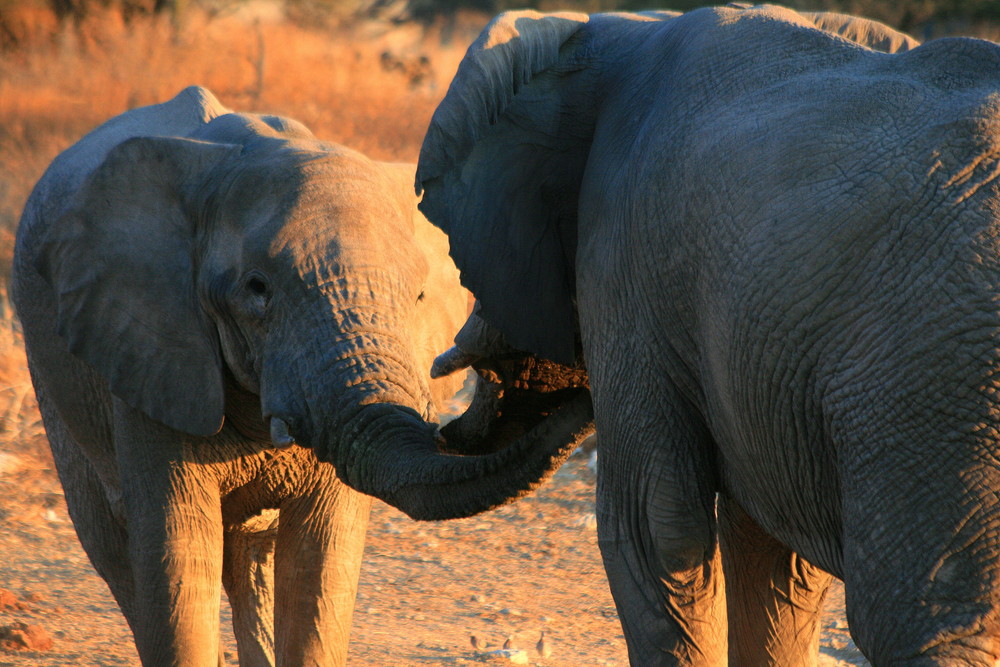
(437, 353, 591, 456)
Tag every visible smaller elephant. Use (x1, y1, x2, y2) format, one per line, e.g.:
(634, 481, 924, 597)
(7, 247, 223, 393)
(12, 86, 469, 666)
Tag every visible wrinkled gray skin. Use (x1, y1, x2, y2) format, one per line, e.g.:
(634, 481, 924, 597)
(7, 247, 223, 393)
(407, 4, 1000, 666)
(11, 86, 470, 666)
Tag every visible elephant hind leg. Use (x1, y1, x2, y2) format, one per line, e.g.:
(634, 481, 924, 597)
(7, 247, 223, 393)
(222, 513, 278, 667)
(718, 495, 832, 667)
(595, 402, 726, 665)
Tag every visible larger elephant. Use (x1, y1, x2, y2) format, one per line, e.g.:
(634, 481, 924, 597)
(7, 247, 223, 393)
(11, 86, 473, 666)
(349, 4, 1000, 666)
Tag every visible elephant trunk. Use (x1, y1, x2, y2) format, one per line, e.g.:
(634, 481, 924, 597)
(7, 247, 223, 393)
(324, 389, 593, 521)
(279, 303, 594, 521)
(316, 339, 593, 520)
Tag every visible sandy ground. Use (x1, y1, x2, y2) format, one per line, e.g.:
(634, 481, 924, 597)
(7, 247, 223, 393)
(0, 434, 869, 666)
(0, 337, 868, 667)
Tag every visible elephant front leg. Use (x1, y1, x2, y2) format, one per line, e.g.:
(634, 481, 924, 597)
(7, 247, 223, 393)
(595, 400, 727, 665)
(116, 406, 225, 667)
(718, 494, 832, 666)
(274, 475, 373, 666)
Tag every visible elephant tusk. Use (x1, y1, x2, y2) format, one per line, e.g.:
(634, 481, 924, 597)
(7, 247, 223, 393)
(269, 417, 296, 448)
(430, 345, 479, 378)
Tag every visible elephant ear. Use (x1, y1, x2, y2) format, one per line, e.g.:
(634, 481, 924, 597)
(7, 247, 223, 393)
(802, 11, 919, 52)
(36, 136, 241, 436)
(416, 10, 591, 364)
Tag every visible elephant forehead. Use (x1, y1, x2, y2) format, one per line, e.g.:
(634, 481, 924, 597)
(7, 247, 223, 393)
(215, 166, 410, 249)
(269, 192, 416, 259)
(263, 207, 428, 301)
(205, 147, 428, 285)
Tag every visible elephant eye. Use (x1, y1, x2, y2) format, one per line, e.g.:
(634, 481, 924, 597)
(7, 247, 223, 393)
(244, 274, 270, 301)
(247, 278, 267, 294)
(417, 290, 426, 303)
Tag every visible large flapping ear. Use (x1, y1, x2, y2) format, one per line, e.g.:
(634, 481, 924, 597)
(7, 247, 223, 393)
(801, 11, 919, 52)
(36, 136, 241, 436)
(416, 10, 590, 364)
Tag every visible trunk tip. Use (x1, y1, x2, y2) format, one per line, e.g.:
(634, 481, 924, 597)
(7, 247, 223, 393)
(268, 416, 297, 449)
(431, 346, 478, 378)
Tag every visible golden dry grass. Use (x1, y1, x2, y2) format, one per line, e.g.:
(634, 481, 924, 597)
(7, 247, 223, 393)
(0, 8, 478, 262)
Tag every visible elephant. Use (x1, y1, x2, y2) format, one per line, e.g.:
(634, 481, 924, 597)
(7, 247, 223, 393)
(317, 3, 1000, 666)
(10, 85, 471, 666)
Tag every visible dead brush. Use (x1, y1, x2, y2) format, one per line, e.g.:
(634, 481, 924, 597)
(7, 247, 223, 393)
(0, 7, 474, 236)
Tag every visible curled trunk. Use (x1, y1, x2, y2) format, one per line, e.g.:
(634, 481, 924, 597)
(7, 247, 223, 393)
(329, 383, 592, 520)
(316, 307, 594, 521)
(441, 355, 590, 455)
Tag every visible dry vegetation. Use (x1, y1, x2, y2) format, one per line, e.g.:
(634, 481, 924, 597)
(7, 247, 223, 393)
(0, 7, 479, 286)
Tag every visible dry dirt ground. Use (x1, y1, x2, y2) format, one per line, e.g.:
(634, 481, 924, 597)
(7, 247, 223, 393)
(0, 365, 868, 666)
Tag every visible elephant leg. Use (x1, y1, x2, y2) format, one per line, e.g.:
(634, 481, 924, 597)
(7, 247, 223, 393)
(595, 395, 726, 665)
(273, 475, 372, 666)
(41, 405, 139, 627)
(222, 513, 278, 667)
(839, 444, 1000, 665)
(114, 402, 224, 667)
(718, 494, 832, 667)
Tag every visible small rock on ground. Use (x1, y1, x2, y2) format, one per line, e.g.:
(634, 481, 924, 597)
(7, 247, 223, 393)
(0, 622, 54, 652)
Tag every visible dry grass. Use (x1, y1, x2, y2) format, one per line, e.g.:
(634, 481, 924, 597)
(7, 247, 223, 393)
(0, 287, 42, 460)
(0, 8, 478, 262)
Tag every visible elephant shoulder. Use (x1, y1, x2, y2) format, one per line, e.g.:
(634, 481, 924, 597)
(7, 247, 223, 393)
(410, 179, 472, 411)
(669, 5, 872, 54)
(379, 161, 417, 198)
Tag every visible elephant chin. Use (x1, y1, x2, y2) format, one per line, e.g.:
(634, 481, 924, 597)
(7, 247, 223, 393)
(329, 356, 594, 521)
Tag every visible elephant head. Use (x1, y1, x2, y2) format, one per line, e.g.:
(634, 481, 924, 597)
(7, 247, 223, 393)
(35, 108, 592, 521)
(416, 7, 917, 365)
